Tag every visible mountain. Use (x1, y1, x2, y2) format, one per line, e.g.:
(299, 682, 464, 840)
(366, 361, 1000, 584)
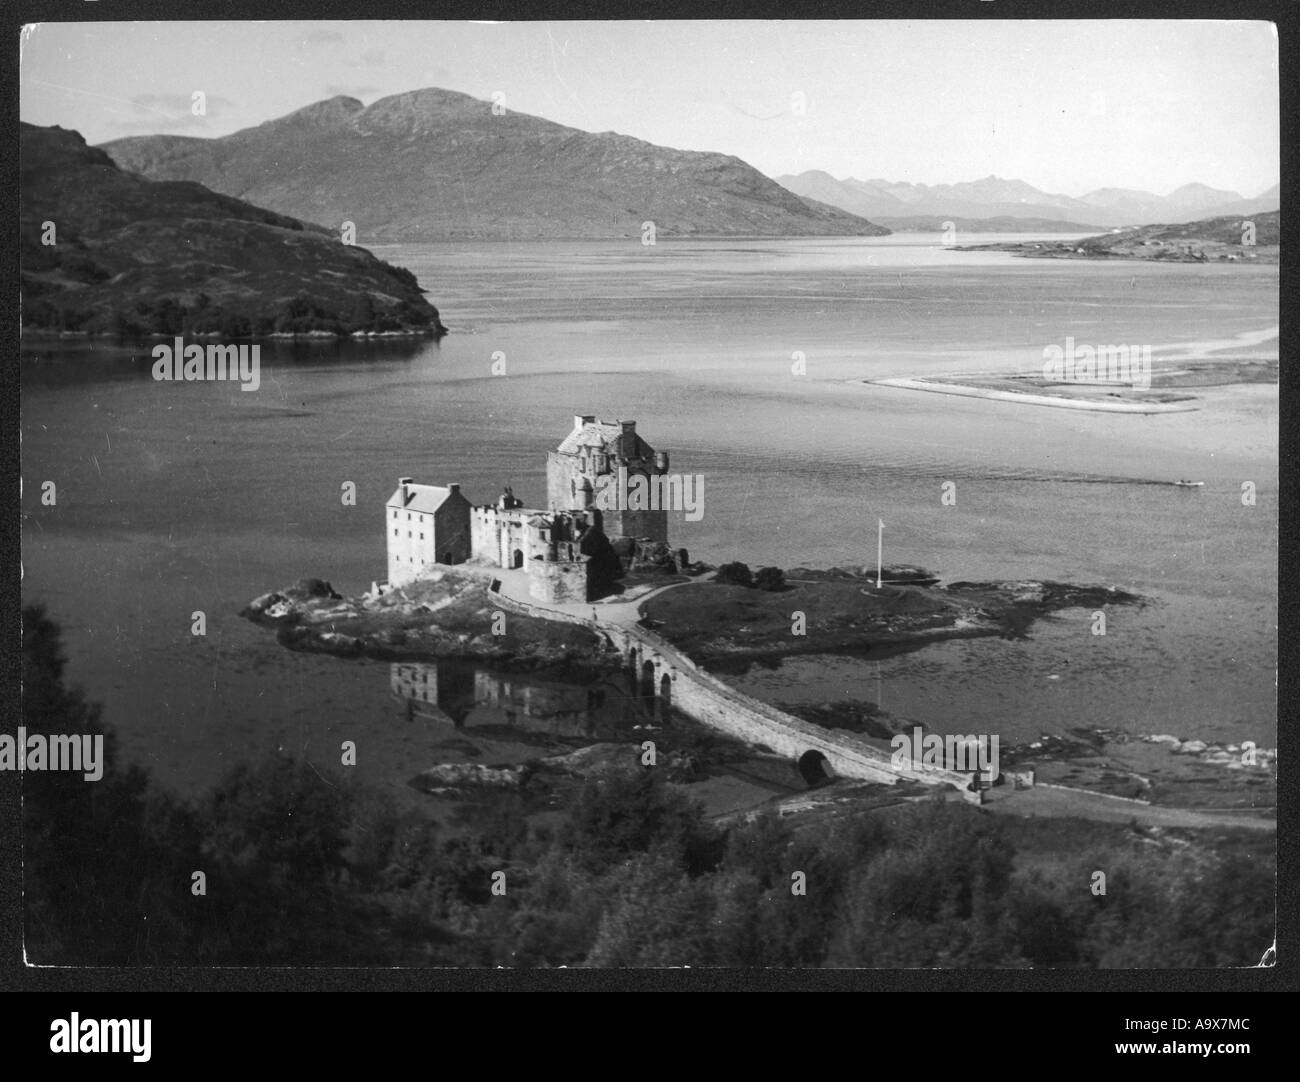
(20, 122, 445, 337)
(1196, 184, 1281, 221)
(1075, 187, 1168, 223)
(930, 175, 1086, 211)
(102, 88, 888, 241)
(873, 215, 1104, 234)
(777, 171, 1278, 228)
(1163, 182, 1245, 214)
(1074, 182, 1278, 226)
(776, 171, 1097, 223)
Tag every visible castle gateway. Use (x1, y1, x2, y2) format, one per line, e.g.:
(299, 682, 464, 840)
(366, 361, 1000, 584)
(385, 416, 671, 603)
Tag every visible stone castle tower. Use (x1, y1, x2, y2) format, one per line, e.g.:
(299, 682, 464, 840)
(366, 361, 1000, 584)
(546, 416, 669, 544)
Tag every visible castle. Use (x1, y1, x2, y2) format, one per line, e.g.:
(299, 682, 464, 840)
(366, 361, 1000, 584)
(386, 416, 671, 604)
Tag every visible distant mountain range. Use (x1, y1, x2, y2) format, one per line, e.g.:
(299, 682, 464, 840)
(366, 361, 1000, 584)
(776, 171, 1280, 230)
(102, 89, 888, 242)
(20, 122, 444, 336)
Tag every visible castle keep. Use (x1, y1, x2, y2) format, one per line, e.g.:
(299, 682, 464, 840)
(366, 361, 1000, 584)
(386, 416, 670, 603)
(547, 416, 669, 543)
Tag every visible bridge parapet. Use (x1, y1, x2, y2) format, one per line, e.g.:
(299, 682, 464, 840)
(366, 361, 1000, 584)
(488, 589, 980, 799)
(615, 623, 976, 794)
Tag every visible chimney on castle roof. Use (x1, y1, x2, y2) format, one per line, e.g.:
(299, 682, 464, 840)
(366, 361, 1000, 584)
(399, 476, 413, 504)
(449, 483, 460, 497)
(573, 414, 595, 431)
(620, 420, 637, 456)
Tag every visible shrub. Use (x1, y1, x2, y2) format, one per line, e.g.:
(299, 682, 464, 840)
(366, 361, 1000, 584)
(715, 562, 753, 587)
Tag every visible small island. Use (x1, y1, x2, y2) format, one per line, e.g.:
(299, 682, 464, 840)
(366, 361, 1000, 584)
(244, 417, 1146, 675)
(243, 565, 1143, 672)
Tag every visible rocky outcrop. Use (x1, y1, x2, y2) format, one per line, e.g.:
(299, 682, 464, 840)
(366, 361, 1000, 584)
(242, 572, 611, 671)
(412, 762, 531, 791)
(540, 742, 701, 781)
(1140, 733, 1276, 768)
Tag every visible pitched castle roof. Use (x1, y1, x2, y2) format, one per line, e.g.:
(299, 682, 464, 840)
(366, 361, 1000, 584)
(556, 420, 622, 455)
(387, 483, 463, 514)
(556, 419, 651, 459)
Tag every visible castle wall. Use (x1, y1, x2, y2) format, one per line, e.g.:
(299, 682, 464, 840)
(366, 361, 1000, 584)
(387, 506, 436, 586)
(470, 507, 498, 565)
(529, 559, 588, 604)
(433, 497, 472, 564)
(546, 451, 575, 512)
(470, 505, 534, 568)
(388, 494, 472, 586)
(610, 503, 668, 544)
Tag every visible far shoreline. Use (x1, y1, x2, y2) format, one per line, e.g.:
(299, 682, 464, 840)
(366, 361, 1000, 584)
(870, 377, 1200, 413)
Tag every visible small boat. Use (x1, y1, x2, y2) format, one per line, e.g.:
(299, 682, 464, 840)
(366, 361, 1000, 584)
(1172, 480, 1204, 487)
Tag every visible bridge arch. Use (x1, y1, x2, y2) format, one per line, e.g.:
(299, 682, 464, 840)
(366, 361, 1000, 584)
(797, 749, 834, 787)
(624, 644, 641, 696)
(657, 671, 672, 722)
(640, 659, 657, 702)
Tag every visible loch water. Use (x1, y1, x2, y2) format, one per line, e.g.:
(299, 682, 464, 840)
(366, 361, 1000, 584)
(21, 236, 1278, 803)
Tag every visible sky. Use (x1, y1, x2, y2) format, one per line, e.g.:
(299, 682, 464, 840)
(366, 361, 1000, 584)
(19, 20, 1280, 197)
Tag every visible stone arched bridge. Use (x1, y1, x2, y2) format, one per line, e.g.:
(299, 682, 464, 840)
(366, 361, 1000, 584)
(491, 581, 982, 800)
(601, 621, 981, 801)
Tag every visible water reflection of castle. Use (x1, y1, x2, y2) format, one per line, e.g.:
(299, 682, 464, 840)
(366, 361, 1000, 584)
(390, 662, 603, 735)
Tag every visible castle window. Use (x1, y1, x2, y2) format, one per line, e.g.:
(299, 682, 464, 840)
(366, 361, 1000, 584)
(392, 510, 397, 519)
(420, 533, 424, 540)
(394, 529, 398, 537)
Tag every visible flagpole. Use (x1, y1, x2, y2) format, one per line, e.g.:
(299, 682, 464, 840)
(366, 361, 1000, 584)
(876, 518, 883, 589)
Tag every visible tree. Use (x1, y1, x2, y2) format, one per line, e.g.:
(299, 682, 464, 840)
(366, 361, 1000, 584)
(754, 566, 786, 591)
(583, 853, 718, 966)
(153, 296, 185, 335)
(715, 561, 753, 587)
(21, 605, 201, 964)
(562, 770, 717, 875)
(351, 292, 375, 332)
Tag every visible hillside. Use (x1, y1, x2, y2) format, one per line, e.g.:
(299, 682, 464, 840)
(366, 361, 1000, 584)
(776, 170, 1279, 229)
(102, 89, 888, 242)
(873, 215, 1103, 234)
(20, 123, 446, 337)
(953, 210, 1280, 264)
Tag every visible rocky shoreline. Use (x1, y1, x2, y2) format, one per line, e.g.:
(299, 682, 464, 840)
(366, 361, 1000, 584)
(242, 573, 614, 679)
(244, 568, 1146, 673)
(241, 571, 1273, 821)
(998, 727, 1276, 809)
(642, 572, 1145, 663)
